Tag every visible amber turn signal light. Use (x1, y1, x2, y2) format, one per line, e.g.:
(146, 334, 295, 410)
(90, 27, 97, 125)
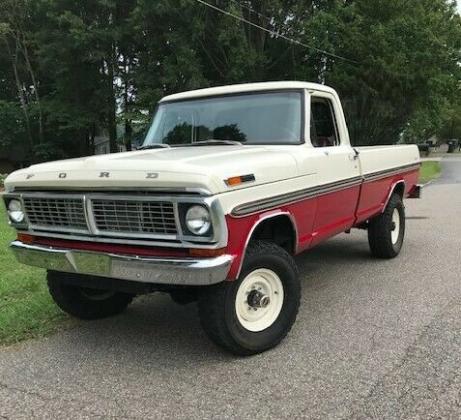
(224, 174, 255, 187)
(225, 176, 243, 186)
(189, 248, 226, 257)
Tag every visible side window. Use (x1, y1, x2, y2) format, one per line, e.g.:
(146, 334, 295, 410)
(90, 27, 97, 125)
(310, 98, 339, 147)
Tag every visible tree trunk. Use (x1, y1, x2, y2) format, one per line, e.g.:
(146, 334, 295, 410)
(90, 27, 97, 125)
(20, 36, 44, 144)
(89, 123, 96, 155)
(4, 38, 33, 149)
(106, 55, 118, 153)
(123, 56, 132, 152)
(124, 120, 132, 151)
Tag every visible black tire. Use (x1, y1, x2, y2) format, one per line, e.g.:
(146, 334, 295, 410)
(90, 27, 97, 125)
(169, 288, 198, 305)
(198, 241, 300, 356)
(368, 193, 405, 259)
(47, 271, 134, 320)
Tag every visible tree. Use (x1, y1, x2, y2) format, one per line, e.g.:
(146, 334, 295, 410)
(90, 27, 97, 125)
(437, 98, 461, 141)
(303, 0, 461, 145)
(0, 0, 460, 166)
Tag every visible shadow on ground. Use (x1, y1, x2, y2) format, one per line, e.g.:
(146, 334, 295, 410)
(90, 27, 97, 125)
(43, 234, 372, 365)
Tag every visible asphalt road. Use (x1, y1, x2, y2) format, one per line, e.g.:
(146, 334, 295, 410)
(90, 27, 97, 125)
(1, 158, 461, 419)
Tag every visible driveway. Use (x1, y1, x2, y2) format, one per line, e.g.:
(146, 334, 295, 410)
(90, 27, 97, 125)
(1, 158, 461, 419)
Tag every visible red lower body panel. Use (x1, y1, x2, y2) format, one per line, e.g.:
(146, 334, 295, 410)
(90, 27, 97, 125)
(226, 168, 419, 280)
(225, 183, 359, 279)
(310, 185, 360, 247)
(355, 168, 419, 224)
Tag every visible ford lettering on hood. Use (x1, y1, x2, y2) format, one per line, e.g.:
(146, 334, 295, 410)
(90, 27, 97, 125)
(4, 145, 299, 194)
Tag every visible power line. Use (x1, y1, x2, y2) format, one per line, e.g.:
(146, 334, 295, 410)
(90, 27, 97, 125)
(228, 0, 296, 35)
(228, 0, 275, 25)
(195, 0, 357, 64)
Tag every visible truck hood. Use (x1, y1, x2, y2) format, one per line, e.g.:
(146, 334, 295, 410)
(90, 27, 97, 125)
(5, 146, 299, 194)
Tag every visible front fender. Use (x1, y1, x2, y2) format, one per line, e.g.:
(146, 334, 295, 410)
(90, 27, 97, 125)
(224, 210, 297, 280)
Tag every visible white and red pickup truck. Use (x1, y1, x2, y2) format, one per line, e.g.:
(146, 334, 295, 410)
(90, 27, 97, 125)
(3, 82, 421, 355)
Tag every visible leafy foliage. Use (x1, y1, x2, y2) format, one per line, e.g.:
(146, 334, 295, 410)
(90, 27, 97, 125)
(0, 101, 27, 148)
(0, 0, 460, 166)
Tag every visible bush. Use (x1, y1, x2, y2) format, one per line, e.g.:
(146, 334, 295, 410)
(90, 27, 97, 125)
(0, 173, 7, 189)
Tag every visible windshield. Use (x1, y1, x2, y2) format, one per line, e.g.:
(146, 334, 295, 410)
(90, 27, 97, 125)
(142, 91, 303, 146)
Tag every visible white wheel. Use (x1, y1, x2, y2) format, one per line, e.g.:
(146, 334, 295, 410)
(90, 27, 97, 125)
(235, 268, 284, 332)
(391, 208, 400, 245)
(198, 241, 300, 355)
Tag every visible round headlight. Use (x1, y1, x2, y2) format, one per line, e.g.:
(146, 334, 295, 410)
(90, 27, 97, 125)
(185, 205, 211, 235)
(8, 199, 25, 223)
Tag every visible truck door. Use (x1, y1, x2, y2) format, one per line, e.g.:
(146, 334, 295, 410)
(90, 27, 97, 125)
(308, 93, 362, 246)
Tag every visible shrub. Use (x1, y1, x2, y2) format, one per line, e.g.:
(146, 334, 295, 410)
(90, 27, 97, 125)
(0, 174, 7, 189)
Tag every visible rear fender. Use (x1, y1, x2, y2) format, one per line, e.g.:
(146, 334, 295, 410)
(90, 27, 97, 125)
(382, 180, 405, 211)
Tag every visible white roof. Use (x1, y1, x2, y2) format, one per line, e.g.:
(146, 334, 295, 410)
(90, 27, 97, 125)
(160, 81, 336, 102)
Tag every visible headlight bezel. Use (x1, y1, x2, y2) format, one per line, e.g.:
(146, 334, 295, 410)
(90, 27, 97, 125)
(184, 204, 212, 236)
(2, 195, 28, 228)
(179, 203, 214, 238)
(8, 199, 25, 223)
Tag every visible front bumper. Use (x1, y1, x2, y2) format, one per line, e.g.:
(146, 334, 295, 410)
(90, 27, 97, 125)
(10, 240, 233, 286)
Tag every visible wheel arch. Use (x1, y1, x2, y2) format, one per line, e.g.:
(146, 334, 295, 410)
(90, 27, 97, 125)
(383, 180, 405, 211)
(236, 211, 298, 278)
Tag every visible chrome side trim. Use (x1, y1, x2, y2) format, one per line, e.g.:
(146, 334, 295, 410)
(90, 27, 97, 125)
(231, 176, 363, 217)
(231, 163, 421, 217)
(362, 163, 421, 182)
(10, 240, 233, 286)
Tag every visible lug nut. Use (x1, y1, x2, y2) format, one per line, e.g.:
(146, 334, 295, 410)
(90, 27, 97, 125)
(260, 296, 270, 308)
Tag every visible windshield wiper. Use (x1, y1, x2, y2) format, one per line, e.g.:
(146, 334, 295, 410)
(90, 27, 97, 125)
(187, 139, 242, 147)
(138, 140, 242, 149)
(137, 144, 171, 150)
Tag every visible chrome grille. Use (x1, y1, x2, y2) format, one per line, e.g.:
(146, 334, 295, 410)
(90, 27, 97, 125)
(23, 197, 88, 232)
(91, 199, 178, 235)
(8, 191, 221, 247)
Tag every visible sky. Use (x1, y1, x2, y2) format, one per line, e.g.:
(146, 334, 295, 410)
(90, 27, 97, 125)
(458, 0, 461, 13)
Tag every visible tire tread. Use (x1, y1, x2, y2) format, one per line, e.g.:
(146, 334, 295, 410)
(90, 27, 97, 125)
(368, 193, 405, 259)
(198, 240, 300, 356)
(47, 271, 134, 320)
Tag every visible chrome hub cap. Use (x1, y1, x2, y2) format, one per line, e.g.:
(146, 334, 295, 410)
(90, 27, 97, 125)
(391, 208, 400, 245)
(235, 269, 284, 332)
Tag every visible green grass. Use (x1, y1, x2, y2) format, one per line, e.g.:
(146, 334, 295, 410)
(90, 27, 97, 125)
(0, 205, 70, 345)
(419, 161, 442, 184)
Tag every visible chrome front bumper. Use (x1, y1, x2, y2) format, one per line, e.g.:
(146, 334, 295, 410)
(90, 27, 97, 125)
(10, 241, 233, 286)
